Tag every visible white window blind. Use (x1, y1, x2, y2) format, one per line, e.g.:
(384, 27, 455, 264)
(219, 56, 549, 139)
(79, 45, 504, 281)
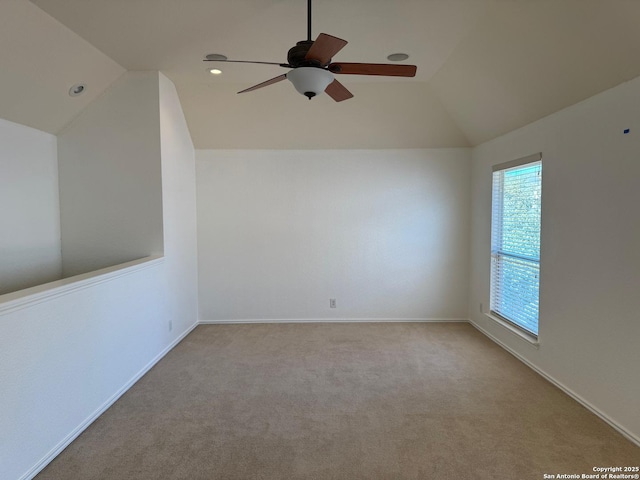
(490, 154, 542, 336)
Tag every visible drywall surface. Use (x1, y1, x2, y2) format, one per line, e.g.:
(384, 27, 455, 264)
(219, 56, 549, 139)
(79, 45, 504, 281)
(0, 260, 175, 480)
(1, 72, 199, 480)
(197, 149, 471, 321)
(158, 72, 198, 337)
(185, 82, 471, 149)
(468, 76, 640, 442)
(57, 71, 164, 277)
(0, 118, 62, 294)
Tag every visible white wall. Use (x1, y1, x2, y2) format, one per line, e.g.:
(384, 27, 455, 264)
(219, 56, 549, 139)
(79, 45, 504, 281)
(0, 72, 198, 480)
(159, 72, 198, 337)
(0, 118, 61, 295)
(468, 77, 640, 443)
(197, 149, 470, 321)
(57, 72, 164, 277)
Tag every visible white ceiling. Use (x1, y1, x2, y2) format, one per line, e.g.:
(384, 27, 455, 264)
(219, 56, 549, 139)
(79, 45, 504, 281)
(3, 0, 640, 148)
(0, 0, 124, 134)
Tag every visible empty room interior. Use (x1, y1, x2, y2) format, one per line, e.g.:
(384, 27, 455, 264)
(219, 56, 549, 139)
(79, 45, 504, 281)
(1, 0, 639, 479)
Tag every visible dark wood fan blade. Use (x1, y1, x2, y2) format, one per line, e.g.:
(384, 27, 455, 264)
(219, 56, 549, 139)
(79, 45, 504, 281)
(204, 59, 290, 67)
(305, 33, 348, 65)
(325, 79, 353, 102)
(328, 63, 417, 77)
(238, 74, 287, 94)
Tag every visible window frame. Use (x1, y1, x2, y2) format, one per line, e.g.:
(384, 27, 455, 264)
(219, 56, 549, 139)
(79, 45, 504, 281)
(489, 153, 542, 339)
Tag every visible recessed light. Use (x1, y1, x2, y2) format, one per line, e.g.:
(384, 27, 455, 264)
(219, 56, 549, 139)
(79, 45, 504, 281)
(206, 53, 228, 61)
(209, 68, 222, 75)
(68, 83, 86, 97)
(387, 53, 409, 62)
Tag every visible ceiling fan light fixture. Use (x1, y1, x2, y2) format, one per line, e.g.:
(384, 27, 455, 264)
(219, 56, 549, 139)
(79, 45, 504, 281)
(287, 67, 334, 99)
(209, 68, 222, 75)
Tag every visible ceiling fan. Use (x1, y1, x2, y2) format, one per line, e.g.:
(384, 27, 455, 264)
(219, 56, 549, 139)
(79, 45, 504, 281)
(204, 0, 417, 102)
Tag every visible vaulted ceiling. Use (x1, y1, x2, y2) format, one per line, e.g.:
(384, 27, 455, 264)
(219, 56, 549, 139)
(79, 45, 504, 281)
(3, 0, 640, 149)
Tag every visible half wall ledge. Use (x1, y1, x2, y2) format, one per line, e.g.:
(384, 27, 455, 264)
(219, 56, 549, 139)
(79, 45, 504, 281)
(0, 255, 164, 316)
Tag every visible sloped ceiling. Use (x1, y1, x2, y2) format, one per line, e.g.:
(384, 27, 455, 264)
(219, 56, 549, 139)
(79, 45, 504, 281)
(3, 0, 640, 148)
(429, 0, 640, 145)
(0, 0, 124, 134)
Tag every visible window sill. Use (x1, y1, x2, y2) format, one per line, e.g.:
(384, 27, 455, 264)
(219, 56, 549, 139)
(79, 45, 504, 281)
(483, 311, 540, 349)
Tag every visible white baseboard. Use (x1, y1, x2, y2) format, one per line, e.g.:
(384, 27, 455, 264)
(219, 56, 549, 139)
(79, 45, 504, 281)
(199, 318, 469, 324)
(21, 321, 199, 480)
(469, 320, 640, 448)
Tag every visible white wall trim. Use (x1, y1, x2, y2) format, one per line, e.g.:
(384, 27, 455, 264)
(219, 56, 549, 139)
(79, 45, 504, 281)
(20, 321, 198, 480)
(0, 255, 164, 316)
(199, 318, 469, 324)
(469, 320, 640, 448)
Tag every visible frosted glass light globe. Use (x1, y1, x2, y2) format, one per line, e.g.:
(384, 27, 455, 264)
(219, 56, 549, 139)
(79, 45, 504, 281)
(287, 67, 334, 99)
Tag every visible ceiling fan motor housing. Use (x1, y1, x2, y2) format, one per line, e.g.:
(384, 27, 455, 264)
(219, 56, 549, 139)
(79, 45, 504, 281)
(288, 40, 324, 67)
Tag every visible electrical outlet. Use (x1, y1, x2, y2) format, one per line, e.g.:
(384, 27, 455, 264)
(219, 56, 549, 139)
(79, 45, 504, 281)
(169, 320, 173, 331)
(479, 303, 483, 313)
(330, 299, 336, 308)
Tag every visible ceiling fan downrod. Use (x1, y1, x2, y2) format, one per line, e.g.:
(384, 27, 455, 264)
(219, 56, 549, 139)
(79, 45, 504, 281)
(286, 0, 317, 68)
(307, 0, 312, 42)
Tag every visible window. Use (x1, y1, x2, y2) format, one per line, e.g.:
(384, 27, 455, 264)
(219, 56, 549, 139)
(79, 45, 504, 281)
(490, 153, 542, 337)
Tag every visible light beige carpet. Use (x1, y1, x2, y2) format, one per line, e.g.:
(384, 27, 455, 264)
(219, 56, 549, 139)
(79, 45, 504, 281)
(36, 323, 639, 479)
